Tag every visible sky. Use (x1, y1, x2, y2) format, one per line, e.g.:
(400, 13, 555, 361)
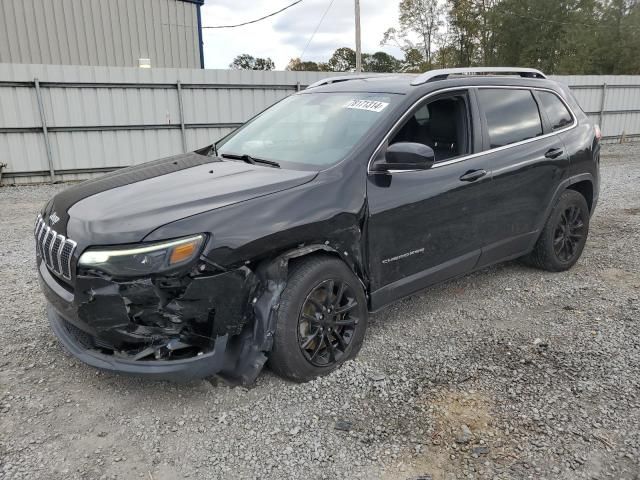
(201, 1, 404, 70)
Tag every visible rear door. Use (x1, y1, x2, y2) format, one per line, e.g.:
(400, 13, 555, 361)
(474, 87, 571, 267)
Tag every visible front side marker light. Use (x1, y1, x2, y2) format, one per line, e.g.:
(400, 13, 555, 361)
(169, 240, 200, 265)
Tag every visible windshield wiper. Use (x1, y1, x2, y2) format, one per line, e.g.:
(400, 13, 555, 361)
(221, 153, 280, 168)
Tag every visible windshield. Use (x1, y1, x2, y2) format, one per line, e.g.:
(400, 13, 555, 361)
(217, 92, 402, 169)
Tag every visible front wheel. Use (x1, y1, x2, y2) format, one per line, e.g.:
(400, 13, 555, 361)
(524, 189, 590, 272)
(268, 256, 368, 382)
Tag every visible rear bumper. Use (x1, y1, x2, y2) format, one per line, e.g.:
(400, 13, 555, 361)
(47, 304, 229, 381)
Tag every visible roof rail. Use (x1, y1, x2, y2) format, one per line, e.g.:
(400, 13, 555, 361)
(411, 67, 546, 86)
(306, 75, 376, 89)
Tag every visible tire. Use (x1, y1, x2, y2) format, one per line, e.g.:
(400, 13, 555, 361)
(268, 256, 368, 382)
(524, 189, 590, 272)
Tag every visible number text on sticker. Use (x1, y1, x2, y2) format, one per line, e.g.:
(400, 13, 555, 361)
(344, 100, 390, 113)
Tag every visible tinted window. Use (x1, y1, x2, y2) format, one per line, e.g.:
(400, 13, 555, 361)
(478, 89, 543, 148)
(537, 91, 573, 130)
(391, 95, 469, 162)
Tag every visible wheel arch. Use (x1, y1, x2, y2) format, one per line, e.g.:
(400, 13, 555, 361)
(529, 173, 594, 251)
(259, 243, 367, 293)
(222, 243, 366, 380)
(566, 179, 594, 212)
(543, 174, 594, 224)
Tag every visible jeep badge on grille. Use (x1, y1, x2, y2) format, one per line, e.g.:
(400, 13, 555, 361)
(49, 212, 60, 226)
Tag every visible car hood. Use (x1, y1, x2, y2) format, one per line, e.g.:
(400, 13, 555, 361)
(49, 152, 317, 245)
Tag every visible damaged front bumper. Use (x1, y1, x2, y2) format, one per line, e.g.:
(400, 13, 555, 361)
(38, 259, 264, 382)
(47, 305, 229, 381)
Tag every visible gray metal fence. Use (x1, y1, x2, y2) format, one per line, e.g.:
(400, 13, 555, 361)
(0, 64, 639, 185)
(552, 75, 640, 144)
(0, 64, 331, 184)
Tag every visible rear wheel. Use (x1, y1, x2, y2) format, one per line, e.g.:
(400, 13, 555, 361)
(525, 189, 590, 272)
(268, 256, 368, 382)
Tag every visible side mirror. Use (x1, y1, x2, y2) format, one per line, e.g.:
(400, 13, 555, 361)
(372, 142, 435, 172)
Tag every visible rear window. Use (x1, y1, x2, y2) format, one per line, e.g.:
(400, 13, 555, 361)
(537, 91, 574, 131)
(478, 89, 543, 148)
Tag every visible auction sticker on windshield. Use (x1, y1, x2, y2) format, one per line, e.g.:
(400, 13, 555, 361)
(344, 99, 389, 113)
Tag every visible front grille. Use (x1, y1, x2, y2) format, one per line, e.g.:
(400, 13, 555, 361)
(34, 215, 77, 280)
(60, 316, 116, 352)
(61, 318, 94, 349)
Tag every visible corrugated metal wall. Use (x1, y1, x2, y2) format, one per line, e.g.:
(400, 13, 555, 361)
(0, 64, 331, 184)
(0, 65, 638, 185)
(552, 75, 640, 144)
(0, 0, 201, 68)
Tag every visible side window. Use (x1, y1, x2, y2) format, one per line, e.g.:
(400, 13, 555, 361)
(537, 91, 574, 131)
(390, 94, 470, 162)
(477, 89, 543, 148)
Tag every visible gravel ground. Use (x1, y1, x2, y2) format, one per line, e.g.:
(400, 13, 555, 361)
(1, 143, 639, 480)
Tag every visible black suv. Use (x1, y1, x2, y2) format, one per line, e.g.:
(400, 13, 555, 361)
(36, 68, 600, 383)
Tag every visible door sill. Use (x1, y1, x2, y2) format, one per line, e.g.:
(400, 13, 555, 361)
(369, 249, 480, 312)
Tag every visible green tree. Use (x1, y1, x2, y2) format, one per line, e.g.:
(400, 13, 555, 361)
(363, 51, 402, 72)
(446, 0, 498, 67)
(286, 58, 328, 71)
(326, 47, 358, 71)
(288, 50, 401, 73)
(379, 0, 639, 74)
(382, 0, 445, 66)
(446, 0, 478, 67)
(291, 0, 640, 75)
(401, 47, 431, 72)
(489, 0, 607, 74)
(590, 0, 640, 74)
(229, 54, 275, 70)
(617, 1, 640, 74)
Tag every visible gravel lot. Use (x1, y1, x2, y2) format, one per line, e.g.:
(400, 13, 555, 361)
(1, 143, 639, 480)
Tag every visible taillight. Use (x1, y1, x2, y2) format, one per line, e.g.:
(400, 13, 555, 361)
(594, 124, 602, 141)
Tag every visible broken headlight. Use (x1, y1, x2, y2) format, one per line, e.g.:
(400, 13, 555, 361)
(78, 235, 205, 277)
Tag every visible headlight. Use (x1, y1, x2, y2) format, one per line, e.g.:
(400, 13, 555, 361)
(78, 234, 205, 277)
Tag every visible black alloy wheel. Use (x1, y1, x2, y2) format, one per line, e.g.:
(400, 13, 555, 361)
(297, 279, 360, 367)
(524, 189, 590, 272)
(553, 205, 586, 262)
(268, 256, 368, 382)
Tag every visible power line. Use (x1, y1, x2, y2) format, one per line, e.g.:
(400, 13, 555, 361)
(203, 0, 303, 29)
(300, 0, 336, 60)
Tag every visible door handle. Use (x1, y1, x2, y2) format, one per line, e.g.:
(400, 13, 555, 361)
(545, 148, 564, 159)
(459, 169, 487, 182)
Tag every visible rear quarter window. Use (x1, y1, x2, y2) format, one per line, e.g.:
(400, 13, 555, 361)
(478, 89, 543, 148)
(537, 91, 574, 130)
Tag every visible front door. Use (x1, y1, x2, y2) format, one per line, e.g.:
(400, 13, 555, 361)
(366, 90, 491, 310)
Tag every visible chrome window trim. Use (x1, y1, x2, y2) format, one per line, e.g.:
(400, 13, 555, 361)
(368, 85, 578, 175)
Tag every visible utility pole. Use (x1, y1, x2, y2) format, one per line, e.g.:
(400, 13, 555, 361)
(355, 0, 362, 73)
